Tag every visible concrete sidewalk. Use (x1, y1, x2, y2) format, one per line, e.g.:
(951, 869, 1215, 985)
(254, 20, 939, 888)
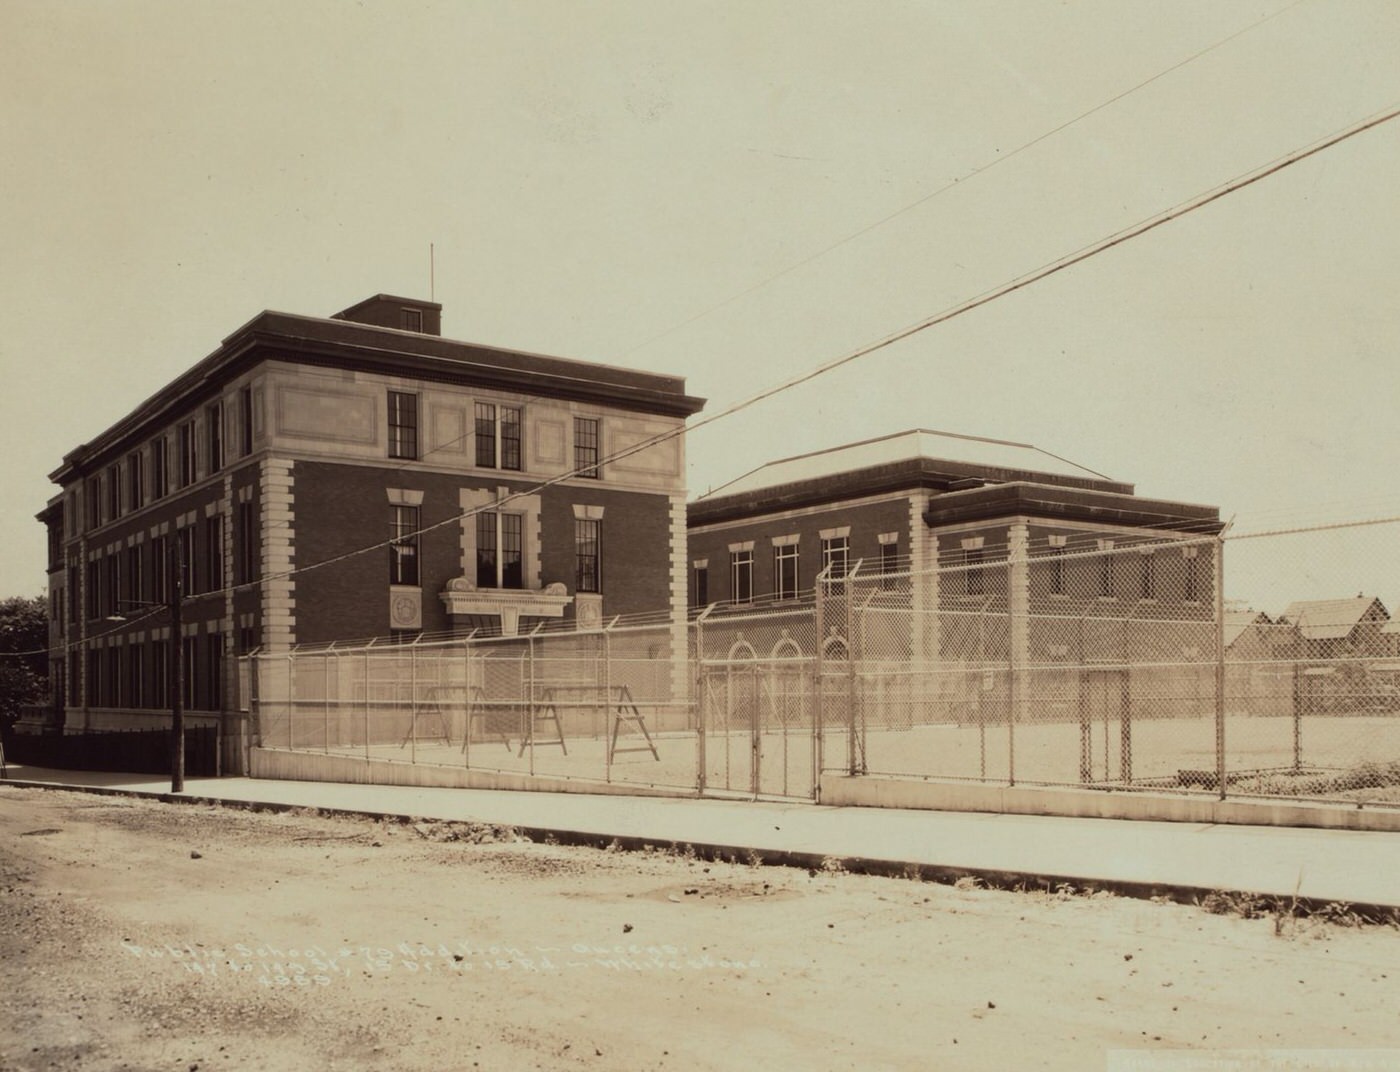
(5, 764, 1400, 912)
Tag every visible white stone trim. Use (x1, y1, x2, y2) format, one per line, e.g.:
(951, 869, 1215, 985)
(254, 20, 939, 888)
(770, 533, 799, 547)
(259, 458, 296, 651)
(572, 503, 605, 520)
(818, 526, 851, 541)
(386, 488, 425, 506)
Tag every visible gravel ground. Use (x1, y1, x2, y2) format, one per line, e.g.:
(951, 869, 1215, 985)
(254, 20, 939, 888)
(3, 784, 1400, 1071)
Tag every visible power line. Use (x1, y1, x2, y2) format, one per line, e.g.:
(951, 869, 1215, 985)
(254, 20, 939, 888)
(617, 0, 1306, 359)
(15, 101, 1400, 662)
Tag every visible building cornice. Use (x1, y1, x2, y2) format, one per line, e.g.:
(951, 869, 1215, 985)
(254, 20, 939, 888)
(50, 308, 705, 485)
(921, 482, 1222, 534)
(688, 458, 1134, 528)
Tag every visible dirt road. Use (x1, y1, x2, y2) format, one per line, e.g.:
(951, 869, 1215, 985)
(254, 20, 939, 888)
(3, 784, 1399, 1071)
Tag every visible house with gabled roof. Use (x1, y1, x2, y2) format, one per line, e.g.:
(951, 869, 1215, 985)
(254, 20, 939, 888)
(1277, 596, 1390, 659)
(1223, 609, 1274, 661)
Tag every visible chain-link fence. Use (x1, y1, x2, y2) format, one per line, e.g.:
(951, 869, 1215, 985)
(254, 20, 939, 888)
(249, 618, 698, 793)
(246, 518, 1400, 809)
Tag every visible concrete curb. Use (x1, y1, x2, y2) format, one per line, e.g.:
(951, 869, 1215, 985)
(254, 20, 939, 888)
(7, 775, 1396, 923)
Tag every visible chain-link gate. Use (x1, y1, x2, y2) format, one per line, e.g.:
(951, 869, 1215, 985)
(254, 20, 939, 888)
(696, 606, 822, 799)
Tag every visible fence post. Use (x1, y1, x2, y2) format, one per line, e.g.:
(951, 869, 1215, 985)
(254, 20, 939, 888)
(603, 622, 613, 782)
(1121, 605, 1133, 785)
(463, 634, 473, 770)
(695, 604, 713, 795)
(526, 633, 536, 778)
(845, 560, 862, 776)
(814, 566, 828, 793)
(363, 644, 372, 763)
(323, 648, 331, 754)
(409, 640, 418, 765)
(1292, 654, 1302, 773)
(286, 652, 295, 752)
(1214, 535, 1227, 800)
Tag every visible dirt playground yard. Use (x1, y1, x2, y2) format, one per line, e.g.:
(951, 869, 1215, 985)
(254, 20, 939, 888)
(3, 785, 1400, 1071)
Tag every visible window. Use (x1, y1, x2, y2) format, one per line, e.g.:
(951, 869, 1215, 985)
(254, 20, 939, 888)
(151, 641, 168, 709)
(177, 525, 196, 595)
(475, 403, 497, 468)
(575, 518, 601, 593)
(965, 547, 985, 596)
(236, 501, 258, 584)
(402, 307, 423, 332)
(86, 561, 99, 619)
(106, 647, 121, 707)
(473, 405, 495, 467)
(773, 540, 799, 600)
(1097, 541, 1115, 598)
(206, 634, 223, 710)
(240, 386, 254, 457)
(693, 563, 709, 607)
(127, 644, 145, 709)
(150, 535, 169, 604)
(182, 635, 198, 710)
(152, 436, 168, 500)
(1140, 551, 1156, 601)
(206, 514, 225, 594)
(126, 545, 143, 604)
(730, 548, 753, 604)
(85, 648, 98, 707)
(127, 451, 144, 512)
(67, 564, 79, 624)
(1048, 544, 1067, 596)
(47, 524, 62, 573)
(879, 542, 899, 575)
(475, 402, 523, 469)
(390, 506, 420, 586)
(500, 406, 522, 470)
(821, 535, 849, 591)
(85, 479, 100, 532)
(878, 538, 899, 590)
(476, 512, 523, 589)
(388, 391, 418, 460)
(105, 556, 121, 617)
(574, 417, 600, 479)
(178, 420, 197, 487)
(206, 402, 223, 474)
(107, 464, 122, 520)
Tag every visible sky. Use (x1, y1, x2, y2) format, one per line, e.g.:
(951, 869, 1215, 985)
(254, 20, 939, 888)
(2, 0, 1398, 616)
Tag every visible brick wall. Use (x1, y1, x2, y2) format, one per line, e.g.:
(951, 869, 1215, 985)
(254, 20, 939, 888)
(688, 496, 913, 604)
(290, 460, 676, 644)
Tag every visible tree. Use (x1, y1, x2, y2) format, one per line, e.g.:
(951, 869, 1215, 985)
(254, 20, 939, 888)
(0, 595, 48, 744)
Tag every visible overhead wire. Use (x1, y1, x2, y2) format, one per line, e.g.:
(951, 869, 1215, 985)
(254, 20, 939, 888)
(11, 100, 1400, 663)
(616, 0, 1307, 360)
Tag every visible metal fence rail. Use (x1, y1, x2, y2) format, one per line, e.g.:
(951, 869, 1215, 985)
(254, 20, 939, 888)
(245, 518, 1400, 809)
